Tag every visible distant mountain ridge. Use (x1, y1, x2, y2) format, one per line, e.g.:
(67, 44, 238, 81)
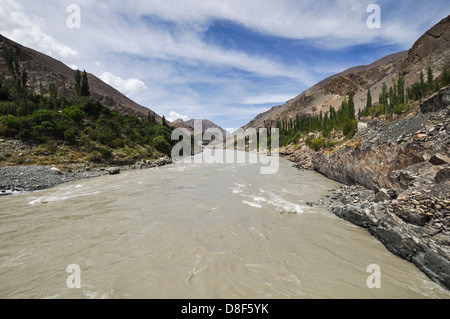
(242, 15, 450, 131)
(173, 118, 229, 137)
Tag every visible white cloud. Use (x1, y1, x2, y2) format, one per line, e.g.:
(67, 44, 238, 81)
(100, 72, 148, 97)
(0, 0, 79, 65)
(167, 111, 189, 122)
(101, 0, 433, 48)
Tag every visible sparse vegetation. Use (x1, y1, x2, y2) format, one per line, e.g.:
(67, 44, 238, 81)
(277, 90, 358, 150)
(361, 67, 450, 119)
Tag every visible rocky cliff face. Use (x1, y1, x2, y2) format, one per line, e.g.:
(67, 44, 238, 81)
(312, 86, 450, 193)
(0, 34, 163, 122)
(310, 86, 450, 289)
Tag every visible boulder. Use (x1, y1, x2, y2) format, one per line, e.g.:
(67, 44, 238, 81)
(429, 154, 447, 165)
(435, 168, 450, 184)
(375, 188, 391, 202)
(393, 206, 429, 226)
(107, 167, 121, 175)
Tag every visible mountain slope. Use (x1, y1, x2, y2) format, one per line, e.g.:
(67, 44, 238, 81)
(174, 119, 229, 137)
(243, 15, 450, 130)
(0, 34, 163, 122)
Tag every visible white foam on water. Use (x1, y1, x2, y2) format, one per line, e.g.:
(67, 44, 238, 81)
(242, 200, 262, 209)
(28, 188, 100, 205)
(237, 188, 306, 214)
(230, 182, 246, 194)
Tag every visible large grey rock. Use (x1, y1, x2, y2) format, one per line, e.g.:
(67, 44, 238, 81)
(107, 167, 121, 175)
(420, 86, 450, 113)
(374, 188, 391, 202)
(435, 168, 450, 184)
(393, 206, 429, 226)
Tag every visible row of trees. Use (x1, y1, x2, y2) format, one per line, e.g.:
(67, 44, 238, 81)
(277, 91, 358, 148)
(361, 66, 450, 118)
(74, 69, 90, 97)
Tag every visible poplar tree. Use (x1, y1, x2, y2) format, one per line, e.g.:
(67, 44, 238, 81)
(75, 69, 82, 96)
(81, 70, 90, 97)
(5, 47, 28, 105)
(366, 89, 372, 110)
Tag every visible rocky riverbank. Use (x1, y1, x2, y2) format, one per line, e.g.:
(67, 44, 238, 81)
(0, 156, 173, 195)
(283, 86, 450, 290)
(315, 185, 450, 290)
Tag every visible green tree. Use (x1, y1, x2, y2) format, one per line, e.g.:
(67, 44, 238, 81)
(347, 91, 356, 120)
(427, 67, 433, 88)
(162, 115, 169, 128)
(441, 67, 450, 87)
(397, 76, 405, 105)
(366, 89, 372, 110)
(75, 69, 82, 96)
(39, 82, 44, 95)
(5, 47, 28, 105)
(81, 70, 90, 97)
(420, 71, 425, 98)
(379, 82, 388, 111)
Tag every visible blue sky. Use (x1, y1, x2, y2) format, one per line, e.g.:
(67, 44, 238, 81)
(0, 0, 449, 131)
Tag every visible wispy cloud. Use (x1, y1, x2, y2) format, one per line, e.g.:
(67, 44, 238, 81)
(0, 0, 79, 65)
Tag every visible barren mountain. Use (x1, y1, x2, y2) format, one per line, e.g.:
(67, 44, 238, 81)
(0, 34, 163, 123)
(173, 118, 229, 137)
(243, 15, 450, 130)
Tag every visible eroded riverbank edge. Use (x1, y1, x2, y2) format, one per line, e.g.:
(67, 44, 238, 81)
(282, 87, 450, 290)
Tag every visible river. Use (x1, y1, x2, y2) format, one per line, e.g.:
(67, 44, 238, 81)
(0, 152, 449, 298)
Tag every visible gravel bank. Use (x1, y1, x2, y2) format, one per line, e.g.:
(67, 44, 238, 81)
(0, 166, 107, 195)
(0, 157, 173, 196)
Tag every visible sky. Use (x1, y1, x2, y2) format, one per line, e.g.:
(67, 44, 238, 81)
(0, 1, 449, 131)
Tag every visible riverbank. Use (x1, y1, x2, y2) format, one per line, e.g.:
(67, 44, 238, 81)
(0, 157, 173, 195)
(282, 86, 450, 290)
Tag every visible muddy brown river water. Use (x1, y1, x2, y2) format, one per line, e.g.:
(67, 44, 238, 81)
(1, 152, 449, 298)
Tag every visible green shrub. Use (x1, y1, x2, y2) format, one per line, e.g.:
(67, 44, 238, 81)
(99, 147, 113, 159)
(153, 136, 172, 154)
(63, 105, 86, 123)
(18, 128, 32, 141)
(309, 138, 324, 151)
(87, 150, 102, 163)
(64, 128, 77, 144)
(112, 138, 125, 148)
(343, 120, 358, 139)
